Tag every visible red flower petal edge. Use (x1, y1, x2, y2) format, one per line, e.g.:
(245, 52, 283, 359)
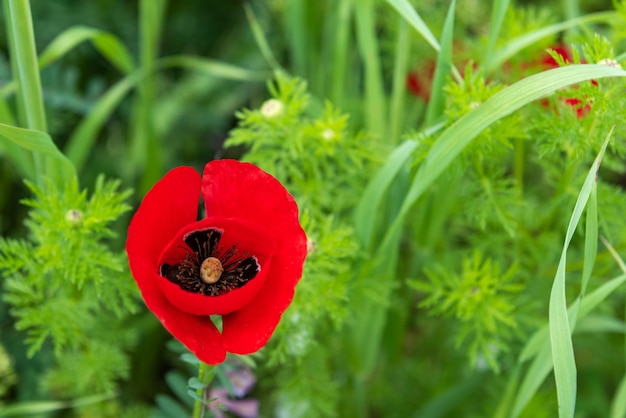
(126, 160, 307, 364)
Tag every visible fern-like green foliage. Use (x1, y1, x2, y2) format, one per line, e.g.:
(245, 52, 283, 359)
(0, 176, 139, 400)
(411, 251, 522, 372)
(227, 73, 381, 218)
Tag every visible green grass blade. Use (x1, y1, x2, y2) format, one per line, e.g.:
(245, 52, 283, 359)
(331, 0, 352, 108)
(386, 0, 440, 52)
(244, 3, 283, 73)
(377, 64, 626, 256)
(611, 374, 626, 418)
(0, 123, 76, 183)
(354, 139, 418, 248)
(354, 0, 386, 138)
(38, 26, 135, 73)
(4, 0, 47, 132)
(512, 273, 626, 417)
(159, 56, 271, 81)
(64, 72, 141, 171)
(549, 128, 611, 418)
(282, 0, 307, 76)
(389, 19, 409, 144)
(602, 237, 626, 274)
(484, 11, 618, 74)
(425, 0, 456, 126)
(483, 0, 510, 69)
(520, 272, 626, 363)
(0, 393, 117, 417)
(581, 186, 598, 297)
(604, 236, 626, 418)
(4, 0, 48, 183)
(129, 0, 166, 191)
(512, 343, 553, 418)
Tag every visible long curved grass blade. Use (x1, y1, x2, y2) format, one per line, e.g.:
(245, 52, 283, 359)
(354, 139, 418, 248)
(512, 273, 626, 417)
(243, 3, 283, 73)
(484, 11, 618, 74)
(386, 0, 440, 52)
(549, 128, 611, 418)
(0, 392, 115, 417)
(378, 64, 626, 256)
(159, 56, 271, 81)
(0, 123, 75, 184)
(38, 26, 135, 74)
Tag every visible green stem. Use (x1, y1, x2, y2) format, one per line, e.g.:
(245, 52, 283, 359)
(4, 0, 48, 184)
(192, 362, 217, 418)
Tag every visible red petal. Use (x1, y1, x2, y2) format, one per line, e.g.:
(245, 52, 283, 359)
(156, 216, 276, 316)
(201, 160, 307, 354)
(127, 166, 227, 364)
(128, 166, 200, 266)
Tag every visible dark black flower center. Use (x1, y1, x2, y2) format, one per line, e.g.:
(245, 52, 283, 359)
(160, 228, 260, 296)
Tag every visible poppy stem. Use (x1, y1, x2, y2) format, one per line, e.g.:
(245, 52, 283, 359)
(192, 362, 217, 418)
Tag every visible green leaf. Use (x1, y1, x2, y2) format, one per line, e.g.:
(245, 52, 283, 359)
(187, 377, 206, 390)
(186, 389, 204, 403)
(180, 353, 200, 366)
(0, 123, 75, 184)
(38, 26, 135, 74)
(155, 394, 190, 418)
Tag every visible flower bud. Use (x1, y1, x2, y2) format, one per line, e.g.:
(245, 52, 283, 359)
(260, 99, 284, 118)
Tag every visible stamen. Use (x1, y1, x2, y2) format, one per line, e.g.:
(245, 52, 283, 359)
(159, 228, 261, 297)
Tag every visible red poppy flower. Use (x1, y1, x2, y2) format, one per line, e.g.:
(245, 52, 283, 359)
(540, 43, 573, 69)
(534, 44, 596, 118)
(126, 160, 307, 365)
(407, 61, 436, 102)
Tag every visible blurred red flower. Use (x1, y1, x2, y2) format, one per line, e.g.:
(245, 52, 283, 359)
(407, 61, 436, 102)
(538, 44, 594, 118)
(126, 160, 307, 364)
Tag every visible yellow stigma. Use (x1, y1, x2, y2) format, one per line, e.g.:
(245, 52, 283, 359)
(199, 257, 223, 284)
